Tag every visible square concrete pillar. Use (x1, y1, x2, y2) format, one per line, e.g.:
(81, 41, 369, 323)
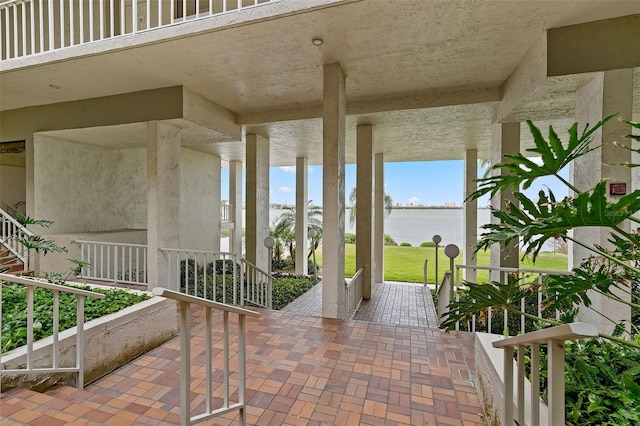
(573, 70, 633, 333)
(245, 133, 270, 271)
(322, 63, 347, 319)
(374, 153, 385, 284)
(463, 149, 478, 283)
(229, 160, 243, 259)
(147, 121, 181, 289)
(489, 122, 520, 281)
(356, 124, 374, 299)
(295, 157, 309, 275)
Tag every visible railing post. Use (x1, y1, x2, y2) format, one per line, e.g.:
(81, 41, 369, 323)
(547, 338, 565, 426)
(180, 301, 191, 426)
(503, 346, 514, 426)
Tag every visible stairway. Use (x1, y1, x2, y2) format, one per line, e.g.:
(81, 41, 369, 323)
(0, 249, 30, 275)
(0, 385, 180, 425)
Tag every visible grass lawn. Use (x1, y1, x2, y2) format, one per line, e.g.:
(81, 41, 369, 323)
(317, 244, 568, 283)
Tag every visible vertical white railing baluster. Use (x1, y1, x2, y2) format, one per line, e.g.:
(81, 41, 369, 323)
(223, 310, 229, 407)
(13, 3, 18, 56)
(196, 0, 200, 18)
(47, 0, 53, 50)
(209, 0, 213, 16)
(38, 0, 44, 51)
(503, 345, 514, 425)
(516, 345, 525, 425)
(182, 0, 186, 21)
(180, 301, 191, 426)
(53, 290, 60, 369)
(27, 285, 34, 369)
(88, 0, 93, 40)
(120, 0, 124, 35)
(157, 0, 162, 26)
(145, 0, 149, 29)
(205, 306, 212, 413)
(170, 0, 174, 23)
(99, 0, 104, 39)
(548, 338, 565, 426)
(20, 1, 26, 56)
(29, 0, 35, 53)
(109, 0, 114, 37)
(60, 0, 65, 48)
(76, 294, 85, 388)
(70, 0, 75, 45)
(79, 0, 84, 43)
(530, 342, 540, 426)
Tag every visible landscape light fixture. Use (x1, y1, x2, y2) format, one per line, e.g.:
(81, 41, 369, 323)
(312, 38, 323, 46)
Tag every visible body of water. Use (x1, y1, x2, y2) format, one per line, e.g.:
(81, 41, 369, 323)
(268, 208, 492, 248)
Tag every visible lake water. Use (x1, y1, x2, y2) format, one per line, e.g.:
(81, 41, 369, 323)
(268, 208, 492, 248)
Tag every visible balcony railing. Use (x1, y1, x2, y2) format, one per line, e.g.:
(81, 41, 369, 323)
(0, 0, 277, 61)
(151, 287, 259, 426)
(345, 267, 363, 319)
(0, 273, 106, 388)
(443, 264, 573, 335)
(76, 240, 148, 286)
(220, 203, 233, 223)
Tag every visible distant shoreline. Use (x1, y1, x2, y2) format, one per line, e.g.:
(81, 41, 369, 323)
(269, 204, 490, 210)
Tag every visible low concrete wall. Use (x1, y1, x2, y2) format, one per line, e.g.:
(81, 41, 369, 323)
(1, 290, 177, 392)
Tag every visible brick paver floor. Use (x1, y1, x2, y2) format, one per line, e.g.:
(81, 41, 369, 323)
(1, 283, 486, 425)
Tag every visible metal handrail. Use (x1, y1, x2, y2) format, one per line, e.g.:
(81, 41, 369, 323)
(0, 207, 35, 269)
(152, 287, 259, 426)
(76, 240, 148, 285)
(240, 258, 273, 309)
(0, 273, 106, 389)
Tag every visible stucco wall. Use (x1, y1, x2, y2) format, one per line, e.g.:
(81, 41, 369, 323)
(180, 148, 221, 251)
(33, 135, 147, 234)
(0, 164, 26, 209)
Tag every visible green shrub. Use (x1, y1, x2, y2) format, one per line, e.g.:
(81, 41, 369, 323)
(400, 242, 412, 247)
(1, 283, 150, 353)
(384, 234, 397, 246)
(345, 233, 356, 244)
(420, 241, 436, 247)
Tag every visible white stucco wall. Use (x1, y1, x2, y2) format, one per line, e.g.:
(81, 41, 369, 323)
(179, 148, 221, 251)
(0, 164, 26, 209)
(33, 135, 147, 234)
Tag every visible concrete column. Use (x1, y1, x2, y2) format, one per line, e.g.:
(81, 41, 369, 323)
(322, 63, 347, 319)
(374, 153, 385, 284)
(147, 121, 181, 289)
(295, 157, 309, 275)
(464, 149, 478, 283)
(489, 122, 520, 281)
(229, 160, 243, 259)
(245, 133, 270, 271)
(356, 124, 374, 299)
(573, 70, 633, 333)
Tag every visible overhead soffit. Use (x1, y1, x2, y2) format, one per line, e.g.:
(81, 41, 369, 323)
(2, 1, 640, 165)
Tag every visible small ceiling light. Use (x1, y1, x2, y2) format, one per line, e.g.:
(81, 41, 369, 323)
(312, 38, 323, 46)
(49, 84, 61, 89)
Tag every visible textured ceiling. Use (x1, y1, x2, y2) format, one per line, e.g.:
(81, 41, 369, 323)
(2, 0, 639, 166)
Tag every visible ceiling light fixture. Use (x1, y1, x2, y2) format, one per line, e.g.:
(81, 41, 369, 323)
(312, 38, 323, 46)
(49, 84, 61, 89)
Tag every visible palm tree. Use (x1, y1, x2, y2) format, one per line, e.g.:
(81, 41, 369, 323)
(348, 187, 393, 227)
(272, 202, 323, 267)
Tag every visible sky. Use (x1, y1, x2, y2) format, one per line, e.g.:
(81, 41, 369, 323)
(221, 159, 570, 207)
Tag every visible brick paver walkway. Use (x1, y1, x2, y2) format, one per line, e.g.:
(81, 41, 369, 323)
(1, 283, 486, 425)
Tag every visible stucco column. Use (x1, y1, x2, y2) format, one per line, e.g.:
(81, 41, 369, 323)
(147, 121, 181, 289)
(374, 153, 385, 284)
(322, 63, 347, 319)
(356, 124, 374, 299)
(464, 149, 478, 283)
(245, 133, 270, 271)
(229, 160, 243, 259)
(295, 157, 309, 275)
(573, 70, 633, 333)
(489, 122, 520, 281)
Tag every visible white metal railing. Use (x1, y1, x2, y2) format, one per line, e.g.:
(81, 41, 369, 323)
(240, 258, 272, 309)
(0, 206, 34, 271)
(0, 0, 277, 61)
(492, 322, 598, 426)
(221, 203, 233, 223)
(76, 240, 148, 285)
(436, 270, 452, 326)
(0, 273, 106, 388)
(449, 265, 573, 335)
(151, 287, 259, 426)
(345, 267, 363, 319)
(161, 248, 238, 304)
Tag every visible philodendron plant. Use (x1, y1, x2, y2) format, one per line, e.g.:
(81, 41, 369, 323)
(441, 114, 640, 350)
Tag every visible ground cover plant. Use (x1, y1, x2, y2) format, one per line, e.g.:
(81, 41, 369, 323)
(1, 283, 150, 353)
(441, 116, 640, 425)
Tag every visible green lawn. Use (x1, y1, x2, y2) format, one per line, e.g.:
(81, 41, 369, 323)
(317, 244, 568, 283)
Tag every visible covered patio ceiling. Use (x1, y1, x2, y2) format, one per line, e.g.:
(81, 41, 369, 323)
(2, 0, 639, 166)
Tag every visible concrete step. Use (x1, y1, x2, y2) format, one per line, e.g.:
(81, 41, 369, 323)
(0, 385, 178, 425)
